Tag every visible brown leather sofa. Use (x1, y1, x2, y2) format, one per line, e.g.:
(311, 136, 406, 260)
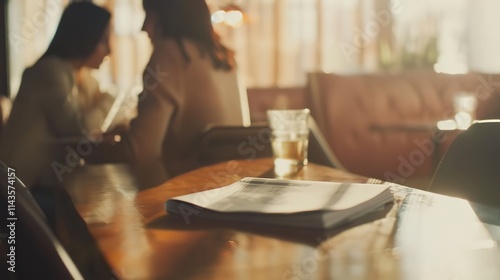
(247, 71, 500, 186)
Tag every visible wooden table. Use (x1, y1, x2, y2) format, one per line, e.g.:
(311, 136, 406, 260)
(64, 159, 500, 280)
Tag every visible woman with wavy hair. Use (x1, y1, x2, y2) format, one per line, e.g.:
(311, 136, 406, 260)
(124, 0, 249, 175)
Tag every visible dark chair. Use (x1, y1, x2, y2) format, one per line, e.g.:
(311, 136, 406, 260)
(427, 120, 500, 207)
(308, 117, 345, 169)
(199, 117, 345, 170)
(0, 162, 117, 280)
(0, 162, 84, 279)
(0, 98, 3, 138)
(0, 96, 10, 139)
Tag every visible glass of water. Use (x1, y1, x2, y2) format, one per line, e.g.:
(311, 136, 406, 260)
(267, 109, 310, 177)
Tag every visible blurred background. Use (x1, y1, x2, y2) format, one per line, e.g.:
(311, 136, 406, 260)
(4, 0, 500, 98)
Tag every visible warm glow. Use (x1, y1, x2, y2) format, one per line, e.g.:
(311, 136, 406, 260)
(396, 193, 499, 279)
(212, 8, 243, 28)
(453, 93, 477, 130)
(437, 119, 457, 131)
(455, 112, 473, 130)
(224, 10, 244, 27)
(433, 62, 468, 74)
(211, 10, 226, 24)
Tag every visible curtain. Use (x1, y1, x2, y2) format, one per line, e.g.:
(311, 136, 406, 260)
(213, 0, 470, 87)
(7, 0, 68, 97)
(213, 0, 381, 87)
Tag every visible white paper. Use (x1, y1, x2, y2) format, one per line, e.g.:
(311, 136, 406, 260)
(170, 177, 392, 214)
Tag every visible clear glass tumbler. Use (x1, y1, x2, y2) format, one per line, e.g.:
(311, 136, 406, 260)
(267, 109, 310, 177)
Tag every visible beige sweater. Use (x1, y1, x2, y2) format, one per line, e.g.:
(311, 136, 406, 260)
(0, 57, 113, 187)
(124, 39, 249, 174)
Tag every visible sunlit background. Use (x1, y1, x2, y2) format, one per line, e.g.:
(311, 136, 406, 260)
(6, 0, 500, 98)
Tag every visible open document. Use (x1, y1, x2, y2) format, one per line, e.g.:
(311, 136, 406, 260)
(166, 177, 394, 229)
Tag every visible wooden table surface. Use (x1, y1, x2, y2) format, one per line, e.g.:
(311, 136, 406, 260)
(64, 158, 500, 280)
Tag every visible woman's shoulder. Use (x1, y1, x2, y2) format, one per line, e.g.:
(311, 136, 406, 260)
(150, 39, 184, 64)
(151, 38, 207, 63)
(17, 56, 75, 100)
(23, 56, 74, 86)
(28, 56, 72, 75)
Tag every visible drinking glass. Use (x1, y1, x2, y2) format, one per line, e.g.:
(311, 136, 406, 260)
(267, 109, 310, 177)
(453, 93, 477, 130)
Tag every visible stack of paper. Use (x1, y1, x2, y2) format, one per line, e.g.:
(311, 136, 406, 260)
(166, 177, 394, 229)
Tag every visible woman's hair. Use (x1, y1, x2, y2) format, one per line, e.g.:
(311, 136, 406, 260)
(43, 2, 111, 60)
(143, 0, 235, 71)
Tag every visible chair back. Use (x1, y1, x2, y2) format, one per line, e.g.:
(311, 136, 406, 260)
(308, 117, 345, 170)
(0, 162, 84, 280)
(211, 70, 251, 127)
(0, 96, 11, 139)
(0, 161, 119, 279)
(428, 120, 500, 207)
(199, 117, 344, 169)
(199, 123, 273, 164)
(0, 103, 2, 138)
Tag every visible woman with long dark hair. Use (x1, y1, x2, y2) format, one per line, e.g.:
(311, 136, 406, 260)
(124, 0, 249, 175)
(0, 2, 112, 187)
